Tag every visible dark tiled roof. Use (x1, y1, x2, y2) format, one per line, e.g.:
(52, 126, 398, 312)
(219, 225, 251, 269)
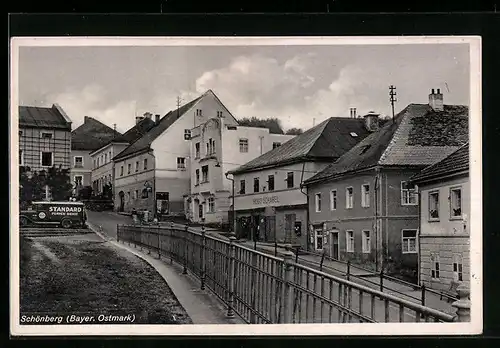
(229, 117, 371, 175)
(71, 116, 123, 151)
(113, 96, 203, 161)
(304, 103, 469, 185)
(112, 117, 156, 144)
(410, 143, 469, 183)
(19, 105, 71, 130)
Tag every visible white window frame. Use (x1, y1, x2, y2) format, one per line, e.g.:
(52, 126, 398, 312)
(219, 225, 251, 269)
(195, 169, 200, 185)
(315, 193, 322, 212)
(345, 187, 354, 209)
(346, 230, 354, 252)
(431, 253, 440, 279)
(143, 158, 148, 170)
(401, 181, 418, 205)
(428, 190, 440, 221)
(314, 229, 324, 251)
(74, 175, 83, 186)
(40, 151, 54, 167)
(452, 253, 464, 282)
(201, 165, 209, 183)
(177, 157, 186, 170)
(330, 189, 337, 211)
(239, 138, 249, 153)
(195, 142, 200, 159)
(184, 129, 192, 140)
(208, 197, 215, 213)
(40, 131, 54, 139)
(362, 230, 371, 253)
(450, 186, 463, 220)
(74, 156, 84, 168)
(361, 183, 370, 208)
(239, 180, 246, 194)
(401, 229, 418, 254)
(253, 178, 260, 193)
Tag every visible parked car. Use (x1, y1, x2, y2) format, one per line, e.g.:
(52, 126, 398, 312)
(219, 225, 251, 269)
(20, 201, 87, 229)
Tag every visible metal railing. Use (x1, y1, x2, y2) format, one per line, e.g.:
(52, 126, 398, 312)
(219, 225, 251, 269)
(116, 224, 469, 324)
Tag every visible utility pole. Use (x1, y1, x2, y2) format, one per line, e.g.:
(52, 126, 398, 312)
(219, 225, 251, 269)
(113, 124, 117, 138)
(176, 96, 182, 118)
(389, 85, 397, 121)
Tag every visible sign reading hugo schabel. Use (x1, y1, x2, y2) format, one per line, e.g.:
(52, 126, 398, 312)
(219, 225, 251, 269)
(253, 196, 279, 206)
(48, 205, 83, 216)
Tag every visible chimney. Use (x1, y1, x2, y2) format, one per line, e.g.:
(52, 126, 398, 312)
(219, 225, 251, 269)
(350, 107, 357, 119)
(429, 88, 444, 111)
(84, 116, 90, 123)
(135, 116, 144, 124)
(363, 111, 380, 132)
(143, 112, 153, 119)
(155, 114, 161, 123)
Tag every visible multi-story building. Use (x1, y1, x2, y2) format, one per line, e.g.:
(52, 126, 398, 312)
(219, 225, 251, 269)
(187, 117, 295, 225)
(228, 115, 372, 248)
(112, 90, 231, 217)
(18, 104, 72, 201)
(410, 143, 470, 290)
(303, 89, 469, 280)
(71, 116, 120, 196)
(90, 116, 156, 200)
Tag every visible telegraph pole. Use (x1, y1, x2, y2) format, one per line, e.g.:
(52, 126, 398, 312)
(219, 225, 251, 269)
(113, 124, 117, 138)
(389, 85, 397, 121)
(176, 96, 182, 118)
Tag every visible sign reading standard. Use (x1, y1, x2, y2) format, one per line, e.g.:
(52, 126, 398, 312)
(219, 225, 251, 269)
(49, 206, 83, 216)
(253, 196, 279, 205)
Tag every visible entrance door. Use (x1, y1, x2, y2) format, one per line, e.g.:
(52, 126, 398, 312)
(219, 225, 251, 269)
(119, 191, 125, 212)
(252, 215, 260, 241)
(314, 229, 324, 251)
(266, 216, 276, 242)
(331, 230, 340, 260)
(284, 214, 296, 243)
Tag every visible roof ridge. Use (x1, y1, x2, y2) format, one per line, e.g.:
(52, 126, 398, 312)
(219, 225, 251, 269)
(377, 105, 414, 165)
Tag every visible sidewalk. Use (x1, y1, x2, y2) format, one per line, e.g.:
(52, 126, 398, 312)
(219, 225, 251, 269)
(89, 224, 244, 324)
(236, 239, 456, 315)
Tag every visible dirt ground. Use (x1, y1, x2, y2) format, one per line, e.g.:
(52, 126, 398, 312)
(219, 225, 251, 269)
(19, 234, 192, 324)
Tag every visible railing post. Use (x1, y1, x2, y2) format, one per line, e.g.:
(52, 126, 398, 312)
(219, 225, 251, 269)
(379, 269, 384, 292)
(170, 222, 174, 264)
(421, 283, 426, 306)
(226, 237, 236, 318)
(346, 260, 351, 281)
(320, 251, 325, 272)
(200, 225, 206, 290)
(116, 225, 120, 242)
(183, 225, 188, 275)
(452, 284, 471, 322)
(157, 225, 161, 259)
(250, 251, 258, 324)
(282, 251, 295, 324)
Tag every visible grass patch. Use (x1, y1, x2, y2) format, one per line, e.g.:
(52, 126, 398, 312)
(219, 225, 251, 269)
(19, 236, 192, 324)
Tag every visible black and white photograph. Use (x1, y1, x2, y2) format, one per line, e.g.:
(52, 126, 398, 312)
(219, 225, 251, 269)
(9, 36, 482, 336)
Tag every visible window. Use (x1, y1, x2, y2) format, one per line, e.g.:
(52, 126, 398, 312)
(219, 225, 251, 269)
(143, 158, 148, 170)
(217, 111, 223, 117)
(346, 230, 354, 252)
(195, 143, 200, 158)
(239, 138, 249, 153)
(286, 172, 294, 188)
(135, 161, 139, 172)
(208, 138, 215, 155)
(346, 187, 354, 209)
(41, 132, 53, 139)
(268, 175, 275, 191)
(253, 178, 260, 193)
(273, 142, 281, 149)
(402, 229, 417, 254)
(239, 180, 246, 194)
(401, 181, 418, 205)
(19, 130, 23, 137)
(315, 193, 322, 212)
(315, 229, 324, 251)
(195, 169, 200, 185)
(19, 150, 23, 165)
(94, 159, 96, 168)
(74, 175, 83, 186)
(105, 153, 108, 163)
(184, 129, 191, 140)
(450, 187, 462, 218)
(362, 230, 371, 253)
(198, 204, 203, 218)
(361, 184, 370, 208)
(196, 109, 203, 117)
(429, 191, 440, 220)
(41, 151, 53, 167)
(71, 156, 83, 168)
(208, 197, 215, 213)
(330, 190, 337, 210)
(177, 157, 186, 170)
(431, 254, 440, 279)
(127, 164, 131, 174)
(452, 254, 464, 282)
(201, 165, 209, 182)
(142, 188, 149, 199)
(120, 166, 124, 176)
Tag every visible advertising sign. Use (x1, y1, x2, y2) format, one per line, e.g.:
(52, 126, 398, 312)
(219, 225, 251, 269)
(47, 205, 83, 217)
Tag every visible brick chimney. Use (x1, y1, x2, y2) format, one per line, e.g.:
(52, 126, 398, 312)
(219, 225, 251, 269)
(363, 111, 380, 132)
(349, 107, 357, 119)
(429, 88, 444, 111)
(135, 116, 144, 124)
(143, 112, 153, 119)
(84, 116, 91, 123)
(155, 114, 161, 123)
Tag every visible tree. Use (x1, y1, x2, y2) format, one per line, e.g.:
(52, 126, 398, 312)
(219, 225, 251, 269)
(45, 165, 73, 201)
(237, 117, 284, 134)
(286, 127, 303, 135)
(19, 165, 73, 205)
(77, 186, 93, 200)
(102, 182, 113, 200)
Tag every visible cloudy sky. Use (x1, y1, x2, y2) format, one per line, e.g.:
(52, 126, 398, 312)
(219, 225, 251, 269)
(18, 43, 470, 133)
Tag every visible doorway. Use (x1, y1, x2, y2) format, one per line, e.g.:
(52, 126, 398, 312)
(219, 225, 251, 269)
(118, 191, 124, 212)
(284, 214, 296, 243)
(331, 230, 340, 260)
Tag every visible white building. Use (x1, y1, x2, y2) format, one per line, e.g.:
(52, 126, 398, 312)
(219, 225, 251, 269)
(187, 117, 295, 226)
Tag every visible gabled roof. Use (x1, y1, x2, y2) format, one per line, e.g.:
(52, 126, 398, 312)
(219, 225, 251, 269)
(71, 116, 123, 151)
(410, 143, 469, 184)
(113, 95, 203, 161)
(228, 117, 372, 175)
(304, 103, 469, 185)
(19, 104, 72, 130)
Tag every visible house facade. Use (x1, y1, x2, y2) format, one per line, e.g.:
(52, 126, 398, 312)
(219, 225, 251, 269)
(187, 117, 294, 226)
(113, 90, 234, 217)
(229, 116, 372, 249)
(411, 143, 470, 291)
(303, 89, 469, 279)
(70, 116, 120, 196)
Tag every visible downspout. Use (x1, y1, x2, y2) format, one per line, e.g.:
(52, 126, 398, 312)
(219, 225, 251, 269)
(148, 149, 157, 219)
(374, 167, 384, 272)
(374, 172, 379, 272)
(416, 184, 422, 286)
(225, 172, 236, 236)
(299, 161, 308, 251)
